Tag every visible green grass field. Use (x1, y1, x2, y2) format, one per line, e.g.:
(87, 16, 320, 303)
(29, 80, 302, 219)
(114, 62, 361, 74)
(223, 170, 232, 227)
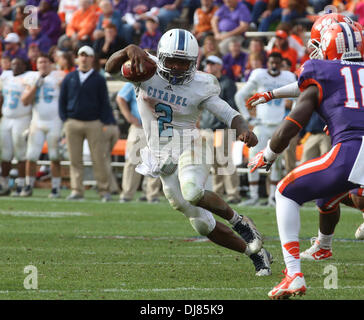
(0, 188, 364, 300)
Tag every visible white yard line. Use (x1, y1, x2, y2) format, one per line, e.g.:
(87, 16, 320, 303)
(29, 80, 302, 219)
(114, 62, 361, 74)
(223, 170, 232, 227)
(0, 210, 88, 217)
(1, 285, 364, 295)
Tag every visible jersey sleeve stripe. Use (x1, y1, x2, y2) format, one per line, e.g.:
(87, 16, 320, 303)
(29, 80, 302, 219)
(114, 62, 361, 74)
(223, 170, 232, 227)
(299, 78, 323, 106)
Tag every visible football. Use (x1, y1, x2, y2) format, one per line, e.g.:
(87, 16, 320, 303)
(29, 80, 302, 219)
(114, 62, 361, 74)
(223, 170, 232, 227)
(121, 59, 157, 82)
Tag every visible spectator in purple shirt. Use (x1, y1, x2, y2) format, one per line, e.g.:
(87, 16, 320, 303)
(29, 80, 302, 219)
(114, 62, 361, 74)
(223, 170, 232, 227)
(222, 38, 248, 82)
(211, 0, 251, 55)
(25, 26, 53, 54)
(139, 15, 161, 52)
(3, 33, 29, 62)
(38, 0, 62, 45)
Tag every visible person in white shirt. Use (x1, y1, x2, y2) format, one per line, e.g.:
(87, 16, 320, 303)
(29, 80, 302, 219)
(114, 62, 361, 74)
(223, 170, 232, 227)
(0, 58, 37, 196)
(234, 52, 296, 207)
(21, 53, 65, 198)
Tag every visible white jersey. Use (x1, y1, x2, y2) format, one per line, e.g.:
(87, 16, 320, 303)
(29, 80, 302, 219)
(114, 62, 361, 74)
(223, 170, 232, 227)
(134, 57, 239, 164)
(236, 68, 296, 125)
(27, 70, 65, 122)
(1, 71, 38, 119)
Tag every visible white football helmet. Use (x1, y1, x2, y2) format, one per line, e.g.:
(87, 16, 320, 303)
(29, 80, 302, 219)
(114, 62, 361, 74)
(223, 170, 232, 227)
(157, 29, 199, 85)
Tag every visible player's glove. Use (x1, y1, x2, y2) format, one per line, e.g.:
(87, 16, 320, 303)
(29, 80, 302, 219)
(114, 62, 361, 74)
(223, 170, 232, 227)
(248, 140, 279, 173)
(246, 91, 274, 109)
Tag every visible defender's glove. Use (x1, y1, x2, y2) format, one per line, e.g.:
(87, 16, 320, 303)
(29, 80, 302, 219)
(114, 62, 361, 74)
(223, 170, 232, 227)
(248, 140, 279, 173)
(246, 91, 274, 109)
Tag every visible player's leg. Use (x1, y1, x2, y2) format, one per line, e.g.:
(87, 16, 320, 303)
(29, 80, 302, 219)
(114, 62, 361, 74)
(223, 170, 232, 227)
(0, 118, 14, 195)
(269, 142, 360, 299)
(268, 153, 283, 207)
(11, 116, 31, 196)
(161, 170, 250, 254)
(21, 124, 45, 197)
(300, 195, 343, 261)
(176, 143, 271, 275)
(46, 122, 63, 198)
(162, 169, 271, 273)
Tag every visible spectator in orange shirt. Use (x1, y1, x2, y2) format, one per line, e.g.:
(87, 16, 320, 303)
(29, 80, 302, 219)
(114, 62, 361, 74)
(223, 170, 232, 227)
(192, 0, 219, 43)
(269, 29, 297, 72)
(66, 0, 98, 48)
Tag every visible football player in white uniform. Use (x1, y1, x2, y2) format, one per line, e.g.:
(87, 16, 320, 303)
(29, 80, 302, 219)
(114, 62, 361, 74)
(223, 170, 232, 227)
(0, 58, 37, 196)
(106, 29, 273, 276)
(20, 53, 65, 198)
(234, 52, 297, 207)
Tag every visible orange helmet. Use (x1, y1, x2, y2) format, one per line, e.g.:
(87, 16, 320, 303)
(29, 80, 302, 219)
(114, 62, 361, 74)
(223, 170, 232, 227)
(319, 22, 364, 61)
(308, 13, 354, 59)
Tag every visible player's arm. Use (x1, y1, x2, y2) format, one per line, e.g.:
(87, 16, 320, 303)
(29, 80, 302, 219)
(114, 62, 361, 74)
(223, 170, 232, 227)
(247, 81, 300, 109)
(249, 85, 318, 172)
(105, 44, 155, 75)
(234, 76, 258, 120)
(203, 95, 257, 147)
(21, 76, 44, 106)
(231, 114, 257, 147)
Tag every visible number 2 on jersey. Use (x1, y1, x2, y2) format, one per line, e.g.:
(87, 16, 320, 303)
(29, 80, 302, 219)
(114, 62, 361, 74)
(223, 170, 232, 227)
(340, 66, 364, 109)
(155, 103, 173, 137)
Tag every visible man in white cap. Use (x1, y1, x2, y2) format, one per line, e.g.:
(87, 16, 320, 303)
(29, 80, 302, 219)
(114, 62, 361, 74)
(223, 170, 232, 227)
(59, 45, 114, 201)
(3, 33, 29, 62)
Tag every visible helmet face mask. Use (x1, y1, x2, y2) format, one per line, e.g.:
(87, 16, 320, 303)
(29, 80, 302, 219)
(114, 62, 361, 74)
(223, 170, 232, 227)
(308, 38, 323, 60)
(157, 29, 199, 85)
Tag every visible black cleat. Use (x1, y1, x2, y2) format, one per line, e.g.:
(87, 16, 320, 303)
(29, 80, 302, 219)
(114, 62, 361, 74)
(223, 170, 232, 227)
(250, 248, 273, 276)
(233, 215, 263, 254)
